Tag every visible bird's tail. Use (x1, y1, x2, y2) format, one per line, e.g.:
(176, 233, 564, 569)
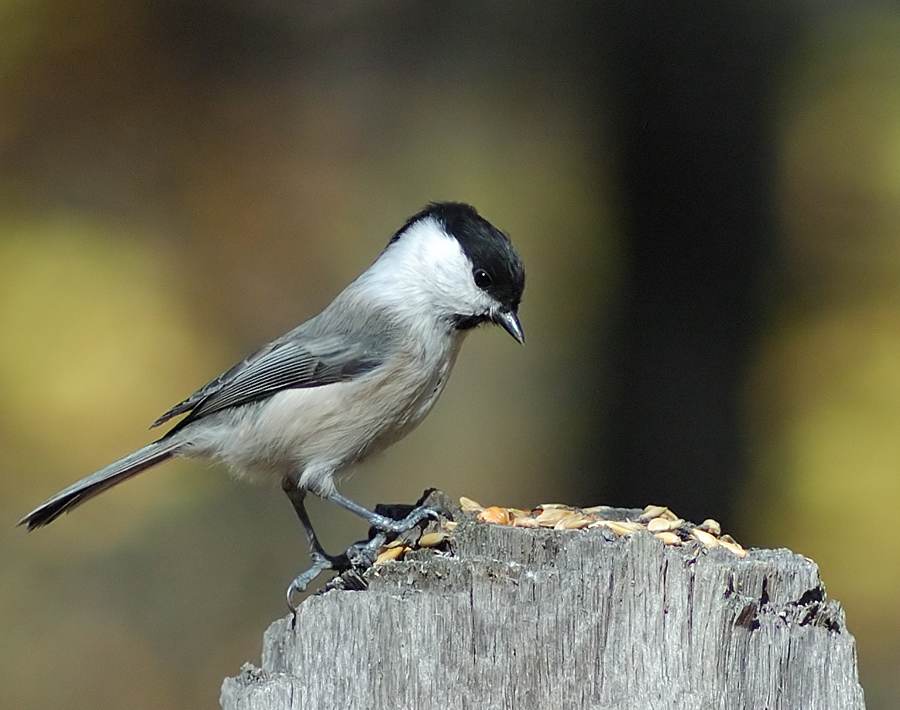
(18, 439, 181, 531)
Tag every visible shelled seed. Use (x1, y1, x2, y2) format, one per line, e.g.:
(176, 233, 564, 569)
(418, 531, 448, 548)
(478, 506, 511, 525)
(375, 546, 408, 564)
(459, 496, 484, 512)
(692, 528, 719, 547)
(654, 531, 682, 545)
(554, 513, 593, 530)
(647, 517, 683, 533)
(535, 508, 577, 527)
(698, 519, 722, 537)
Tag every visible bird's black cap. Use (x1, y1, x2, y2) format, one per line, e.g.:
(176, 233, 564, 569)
(396, 202, 526, 315)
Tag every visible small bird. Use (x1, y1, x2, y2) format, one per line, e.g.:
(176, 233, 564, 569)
(20, 202, 525, 602)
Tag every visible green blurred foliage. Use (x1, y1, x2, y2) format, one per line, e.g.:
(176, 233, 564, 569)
(744, 10, 900, 706)
(1, 2, 899, 709)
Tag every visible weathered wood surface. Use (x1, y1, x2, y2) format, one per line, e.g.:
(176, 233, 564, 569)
(221, 515, 865, 710)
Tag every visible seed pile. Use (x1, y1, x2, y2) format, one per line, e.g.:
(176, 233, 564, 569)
(374, 529, 452, 565)
(462, 497, 748, 558)
(370, 496, 747, 569)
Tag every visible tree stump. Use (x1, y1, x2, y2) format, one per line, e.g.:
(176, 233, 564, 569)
(220, 507, 865, 710)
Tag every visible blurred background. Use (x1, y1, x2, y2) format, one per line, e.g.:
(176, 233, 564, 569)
(1, 1, 899, 707)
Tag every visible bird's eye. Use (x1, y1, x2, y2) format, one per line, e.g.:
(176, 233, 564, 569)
(473, 268, 492, 289)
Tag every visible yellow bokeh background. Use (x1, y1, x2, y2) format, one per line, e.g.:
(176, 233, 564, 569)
(2, 4, 900, 708)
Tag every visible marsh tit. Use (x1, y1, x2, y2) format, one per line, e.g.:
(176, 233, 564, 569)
(20, 202, 526, 601)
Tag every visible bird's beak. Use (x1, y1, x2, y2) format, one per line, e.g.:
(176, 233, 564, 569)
(495, 310, 525, 344)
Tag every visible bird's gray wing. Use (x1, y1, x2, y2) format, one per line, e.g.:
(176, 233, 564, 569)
(151, 332, 385, 431)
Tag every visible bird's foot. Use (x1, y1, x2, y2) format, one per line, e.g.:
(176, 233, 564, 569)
(344, 531, 388, 567)
(287, 491, 456, 613)
(285, 532, 389, 614)
(365, 504, 440, 534)
(286, 550, 346, 612)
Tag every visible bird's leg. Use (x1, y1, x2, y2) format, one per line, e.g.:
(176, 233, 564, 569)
(282, 480, 349, 610)
(282, 481, 334, 560)
(282, 482, 440, 609)
(322, 489, 440, 534)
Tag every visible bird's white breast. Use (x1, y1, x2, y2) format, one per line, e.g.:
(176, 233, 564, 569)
(184, 326, 466, 493)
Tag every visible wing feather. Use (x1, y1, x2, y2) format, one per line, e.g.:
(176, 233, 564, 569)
(152, 333, 385, 431)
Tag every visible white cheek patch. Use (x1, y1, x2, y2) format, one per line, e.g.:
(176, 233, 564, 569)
(363, 218, 498, 319)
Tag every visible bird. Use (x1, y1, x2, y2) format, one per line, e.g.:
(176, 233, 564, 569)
(19, 201, 526, 603)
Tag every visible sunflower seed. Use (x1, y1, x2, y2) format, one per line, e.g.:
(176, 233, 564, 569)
(647, 517, 683, 533)
(459, 496, 484, 512)
(639, 504, 669, 522)
(593, 520, 642, 536)
(654, 531, 682, 545)
(535, 508, 576, 527)
(699, 519, 722, 537)
(554, 513, 593, 530)
(478, 506, 511, 525)
(692, 528, 719, 547)
(418, 531, 448, 548)
(375, 545, 408, 564)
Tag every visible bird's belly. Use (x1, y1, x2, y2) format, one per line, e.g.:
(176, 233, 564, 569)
(201, 358, 453, 484)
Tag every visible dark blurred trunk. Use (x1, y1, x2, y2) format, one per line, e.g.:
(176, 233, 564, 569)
(588, 1, 804, 529)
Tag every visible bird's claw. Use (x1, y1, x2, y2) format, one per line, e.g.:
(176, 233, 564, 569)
(286, 550, 344, 613)
(345, 531, 387, 567)
(286, 534, 389, 614)
(286, 505, 443, 615)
